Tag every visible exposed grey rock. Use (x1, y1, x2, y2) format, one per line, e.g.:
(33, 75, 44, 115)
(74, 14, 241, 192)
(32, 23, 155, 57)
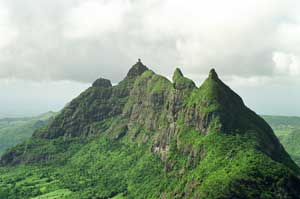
(126, 59, 148, 79)
(92, 78, 112, 88)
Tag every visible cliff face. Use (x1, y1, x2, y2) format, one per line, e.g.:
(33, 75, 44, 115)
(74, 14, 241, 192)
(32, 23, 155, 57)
(1, 61, 300, 198)
(24, 65, 287, 162)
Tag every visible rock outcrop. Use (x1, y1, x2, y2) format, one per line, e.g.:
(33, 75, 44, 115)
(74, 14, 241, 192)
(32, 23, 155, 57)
(92, 78, 112, 88)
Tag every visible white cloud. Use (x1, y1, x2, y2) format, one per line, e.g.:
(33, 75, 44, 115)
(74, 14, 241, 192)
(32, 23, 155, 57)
(0, 2, 18, 50)
(2, 0, 300, 115)
(273, 52, 300, 76)
(139, 0, 286, 76)
(63, 0, 130, 39)
(0, 0, 300, 83)
(227, 75, 272, 87)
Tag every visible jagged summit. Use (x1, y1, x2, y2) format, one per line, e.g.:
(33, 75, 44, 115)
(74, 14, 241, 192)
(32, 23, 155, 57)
(172, 68, 184, 80)
(172, 68, 196, 90)
(186, 67, 246, 134)
(208, 68, 218, 79)
(126, 59, 148, 79)
(1, 61, 300, 198)
(190, 68, 239, 104)
(198, 68, 243, 106)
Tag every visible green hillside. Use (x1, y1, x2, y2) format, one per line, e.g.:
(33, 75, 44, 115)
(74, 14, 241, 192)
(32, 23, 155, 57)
(263, 115, 300, 166)
(0, 111, 57, 155)
(0, 61, 299, 199)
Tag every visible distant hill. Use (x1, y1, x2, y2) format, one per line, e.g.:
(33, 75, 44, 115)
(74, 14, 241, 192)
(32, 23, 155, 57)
(262, 115, 300, 129)
(1, 62, 300, 199)
(0, 111, 57, 155)
(263, 115, 300, 166)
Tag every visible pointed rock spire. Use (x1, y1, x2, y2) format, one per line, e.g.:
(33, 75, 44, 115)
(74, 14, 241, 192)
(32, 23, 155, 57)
(172, 68, 184, 82)
(201, 68, 242, 103)
(209, 68, 218, 80)
(172, 68, 196, 90)
(126, 59, 148, 79)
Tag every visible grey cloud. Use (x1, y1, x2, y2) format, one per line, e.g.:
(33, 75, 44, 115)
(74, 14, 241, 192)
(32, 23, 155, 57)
(0, 0, 300, 84)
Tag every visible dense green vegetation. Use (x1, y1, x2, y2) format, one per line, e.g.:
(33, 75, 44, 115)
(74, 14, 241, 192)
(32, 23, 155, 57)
(0, 111, 56, 155)
(263, 115, 300, 166)
(1, 130, 298, 199)
(0, 62, 300, 199)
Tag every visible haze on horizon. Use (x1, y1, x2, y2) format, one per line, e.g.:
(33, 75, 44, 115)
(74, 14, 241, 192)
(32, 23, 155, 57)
(0, 0, 300, 117)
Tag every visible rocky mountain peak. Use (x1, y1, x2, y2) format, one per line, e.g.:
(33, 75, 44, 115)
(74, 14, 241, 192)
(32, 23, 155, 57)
(208, 68, 218, 80)
(1, 61, 300, 199)
(172, 68, 184, 80)
(126, 59, 148, 79)
(172, 68, 196, 90)
(92, 78, 112, 88)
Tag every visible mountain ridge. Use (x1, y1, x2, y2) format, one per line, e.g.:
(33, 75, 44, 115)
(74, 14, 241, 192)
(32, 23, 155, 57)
(1, 61, 300, 198)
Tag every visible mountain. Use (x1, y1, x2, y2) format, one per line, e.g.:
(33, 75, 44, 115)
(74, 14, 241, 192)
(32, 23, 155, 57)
(263, 115, 300, 166)
(263, 115, 300, 129)
(1, 61, 300, 199)
(0, 111, 57, 155)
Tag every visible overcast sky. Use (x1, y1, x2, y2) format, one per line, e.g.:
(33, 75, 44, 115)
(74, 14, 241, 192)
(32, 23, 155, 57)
(0, 0, 300, 117)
